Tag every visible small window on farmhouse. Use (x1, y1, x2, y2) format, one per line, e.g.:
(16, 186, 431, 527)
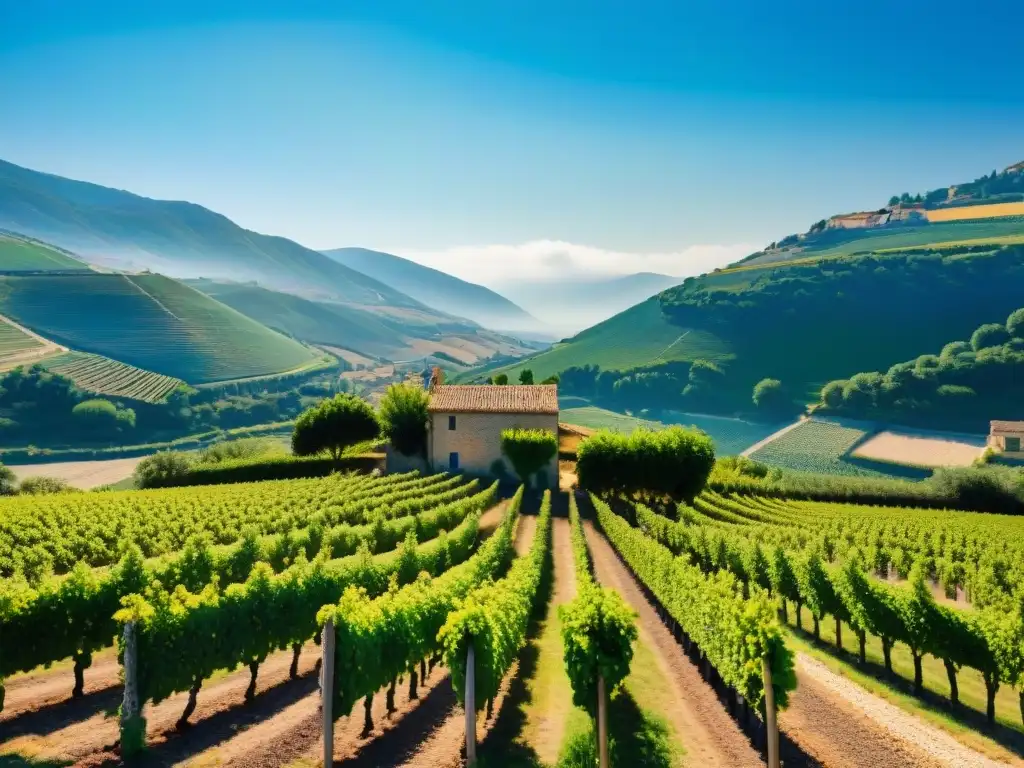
(1007, 437, 1021, 452)
(448, 415, 457, 431)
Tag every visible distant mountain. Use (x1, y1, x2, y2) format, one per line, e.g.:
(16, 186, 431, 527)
(322, 247, 544, 335)
(493, 272, 682, 335)
(189, 278, 536, 365)
(0, 159, 423, 308)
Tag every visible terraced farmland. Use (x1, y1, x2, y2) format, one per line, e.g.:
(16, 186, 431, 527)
(42, 351, 183, 403)
(0, 317, 41, 357)
(748, 418, 929, 478)
(0, 273, 319, 383)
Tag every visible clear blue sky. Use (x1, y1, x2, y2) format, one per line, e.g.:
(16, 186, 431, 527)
(2, 1, 1022, 282)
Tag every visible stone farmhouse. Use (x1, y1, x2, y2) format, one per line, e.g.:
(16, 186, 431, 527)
(426, 383, 559, 488)
(989, 420, 1024, 458)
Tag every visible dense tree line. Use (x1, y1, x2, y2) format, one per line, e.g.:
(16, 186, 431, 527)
(817, 308, 1024, 429)
(0, 364, 346, 449)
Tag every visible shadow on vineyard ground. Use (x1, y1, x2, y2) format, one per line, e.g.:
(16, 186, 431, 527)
(332, 674, 461, 767)
(788, 622, 1024, 759)
(93, 670, 320, 767)
(0, 687, 121, 740)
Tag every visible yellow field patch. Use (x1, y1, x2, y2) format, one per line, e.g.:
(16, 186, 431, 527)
(852, 430, 985, 468)
(925, 201, 1024, 222)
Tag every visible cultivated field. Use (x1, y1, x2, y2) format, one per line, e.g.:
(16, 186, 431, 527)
(748, 419, 930, 478)
(926, 202, 1024, 222)
(852, 429, 986, 469)
(41, 350, 184, 403)
(0, 273, 319, 383)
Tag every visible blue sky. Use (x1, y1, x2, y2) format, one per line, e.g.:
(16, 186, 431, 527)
(2, 1, 1022, 285)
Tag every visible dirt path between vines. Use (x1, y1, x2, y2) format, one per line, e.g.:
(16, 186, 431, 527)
(526, 515, 577, 764)
(581, 518, 762, 768)
(782, 654, 1013, 768)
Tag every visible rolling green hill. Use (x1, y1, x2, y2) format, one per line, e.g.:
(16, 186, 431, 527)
(469, 244, 1024, 416)
(189, 279, 412, 359)
(0, 231, 87, 271)
(323, 247, 542, 333)
(0, 159, 424, 308)
(0, 273, 319, 383)
(462, 297, 733, 382)
(189, 279, 536, 365)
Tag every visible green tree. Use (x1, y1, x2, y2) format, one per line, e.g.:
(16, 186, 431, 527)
(0, 461, 16, 496)
(72, 399, 135, 436)
(501, 428, 557, 487)
(378, 383, 430, 457)
(541, 374, 560, 385)
(518, 369, 535, 385)
(1007, 308, 1024, 339)
(493, 374, 509, 385)
(888, 195, 900, 206)
(291, 394, 379, 459)
(752, 378, 792, 413)
(820, 380, 846, 409)
(971, 323, 1010, 351)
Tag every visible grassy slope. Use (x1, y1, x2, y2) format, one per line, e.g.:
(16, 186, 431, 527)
(0, 159, 424, 308)
(189, 279, 412, 359)
(0, 273, 318, 383)
(561, 404, 780, 456)
(0, 232, 85, 270)
(471, 298, 733, 382)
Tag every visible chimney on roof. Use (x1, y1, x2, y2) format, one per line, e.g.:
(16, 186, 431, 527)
(429, 366, 444, 391)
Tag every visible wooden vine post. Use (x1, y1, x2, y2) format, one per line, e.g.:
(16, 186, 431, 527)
(120, 620, 141, 749)
(465, 642, 477, 763)
(762, 656, 780, 768)
(321, 619, 336, 767)
(597, 675, 609, 768)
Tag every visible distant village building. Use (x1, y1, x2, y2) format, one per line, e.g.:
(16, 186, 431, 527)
(426, 384, 559, 487)
(1005, 161, 1024, 174)
(989, 421, 1024, 457)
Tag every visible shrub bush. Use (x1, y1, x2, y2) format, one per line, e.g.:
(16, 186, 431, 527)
(576, 426, 715, 502)
(134, 451, 195, 489)
(18, 476, 79, 495)
(501, 428, 558, 487)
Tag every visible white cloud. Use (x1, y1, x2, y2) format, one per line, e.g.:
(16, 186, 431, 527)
(395, 239, 757, 288)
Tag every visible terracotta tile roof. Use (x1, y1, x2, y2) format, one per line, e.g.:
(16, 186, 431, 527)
(991, 420, 1024, 432)
(429, 385, 559, 414)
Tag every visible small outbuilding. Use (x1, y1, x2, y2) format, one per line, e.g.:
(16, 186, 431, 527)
(427, 384, 559, 487)
(989, 421, 1024, 457)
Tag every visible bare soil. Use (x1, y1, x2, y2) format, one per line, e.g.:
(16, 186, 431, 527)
(581, 518, 763, 768)
(852, 430, 984, 468)
(7, 456, 145, 489)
